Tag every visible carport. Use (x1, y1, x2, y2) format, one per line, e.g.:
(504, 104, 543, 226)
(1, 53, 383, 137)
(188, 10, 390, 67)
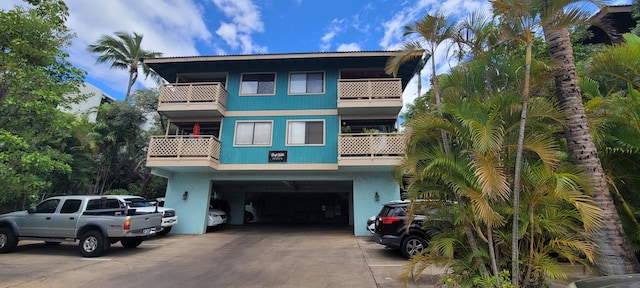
(211, 180, 353, 226)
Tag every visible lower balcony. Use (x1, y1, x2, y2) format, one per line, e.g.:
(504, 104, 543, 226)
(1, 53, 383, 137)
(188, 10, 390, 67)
(338, 133, 407, 168)
(146, 135, 221, 171)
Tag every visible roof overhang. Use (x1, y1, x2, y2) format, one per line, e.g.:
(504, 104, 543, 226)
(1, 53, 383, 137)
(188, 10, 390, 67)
(585, 5, 634, 45)
(145, 51, 420, 89)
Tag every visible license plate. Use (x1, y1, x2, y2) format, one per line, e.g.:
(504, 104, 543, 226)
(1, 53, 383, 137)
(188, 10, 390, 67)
(143, 229, 150, 235)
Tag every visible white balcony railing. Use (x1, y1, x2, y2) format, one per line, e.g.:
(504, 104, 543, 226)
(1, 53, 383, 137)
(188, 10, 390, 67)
(338, 133, 407, 158)
(147, 135, 221, 162)
(158, 82, 227, 109)
(337, 78, 402, 100)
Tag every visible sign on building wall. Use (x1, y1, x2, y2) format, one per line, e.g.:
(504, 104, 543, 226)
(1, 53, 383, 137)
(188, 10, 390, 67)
(269, 150, 287, 162)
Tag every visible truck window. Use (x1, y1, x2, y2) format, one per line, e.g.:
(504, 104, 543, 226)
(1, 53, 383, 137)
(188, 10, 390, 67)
(86, 199, 124, 210)
(60, 199, 82, 213)
(35, 199, 60, 213)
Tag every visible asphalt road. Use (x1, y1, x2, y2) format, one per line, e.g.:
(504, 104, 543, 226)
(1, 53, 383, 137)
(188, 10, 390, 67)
(0, 224, 446, 288)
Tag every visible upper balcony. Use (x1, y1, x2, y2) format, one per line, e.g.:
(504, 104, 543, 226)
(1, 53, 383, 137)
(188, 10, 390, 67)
(146, 135, 221, 171)
(337, 78, 403, 115)
(338, 133, 407, 168)
(157, 82, 227, 118)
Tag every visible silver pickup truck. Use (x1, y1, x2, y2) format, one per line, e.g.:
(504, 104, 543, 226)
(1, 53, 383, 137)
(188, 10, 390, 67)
(0, 195, 162, 257)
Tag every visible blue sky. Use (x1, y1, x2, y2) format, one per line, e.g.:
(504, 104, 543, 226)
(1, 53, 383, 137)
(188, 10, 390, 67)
(0, 0, 634, 110)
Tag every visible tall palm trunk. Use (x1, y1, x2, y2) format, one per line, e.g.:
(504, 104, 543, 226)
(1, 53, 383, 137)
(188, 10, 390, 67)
(545, 27, 640, 275)
(124, 69, 137, 103)
(511, 40, 532, 285)
(430, 47, 451, 154)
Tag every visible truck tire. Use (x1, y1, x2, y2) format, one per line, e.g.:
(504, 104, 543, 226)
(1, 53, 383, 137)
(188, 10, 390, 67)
(401, 235, 426, 259)
(0, 227, 18, 253)
(120, 238, 143, 248)
(79, 230, 105, 257)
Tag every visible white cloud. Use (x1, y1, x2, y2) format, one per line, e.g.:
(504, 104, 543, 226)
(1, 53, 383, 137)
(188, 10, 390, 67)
(212, 0, 266, 54)
(216, 22, 239, 48)
(337, 43, 361, 52)
(322, 31, 337, 43)
(320, 18, 344, 51)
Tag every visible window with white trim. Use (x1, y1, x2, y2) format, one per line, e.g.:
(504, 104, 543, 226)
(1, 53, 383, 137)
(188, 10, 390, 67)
(234, 121, 272, 146)
(240, 73, 275, 95)
(289, 72, 324, 94)
(286, 120, 324, 145)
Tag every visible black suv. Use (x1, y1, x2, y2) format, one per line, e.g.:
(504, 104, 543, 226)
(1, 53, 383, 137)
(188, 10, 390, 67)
(372, 200, 443, 258)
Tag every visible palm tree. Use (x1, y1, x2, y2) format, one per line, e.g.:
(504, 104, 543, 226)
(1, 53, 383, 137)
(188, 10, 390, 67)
(452, 10, 500, 97)
(589, 33, 640, 89)
(399, 76, 601, 286)
(385, 11, 458, 150)
(88, 31, 163, 103)
(539, 1, 640, 274)
(491, 0, 540, 281)
(585, 35, 640, 260)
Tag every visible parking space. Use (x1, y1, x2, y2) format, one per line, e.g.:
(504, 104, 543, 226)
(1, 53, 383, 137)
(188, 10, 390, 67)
(0, 224, 446, 288)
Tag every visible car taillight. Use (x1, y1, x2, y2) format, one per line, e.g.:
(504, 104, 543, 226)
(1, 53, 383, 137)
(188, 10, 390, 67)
(124, 219, 131, 231)
(380, 217, 400, 225)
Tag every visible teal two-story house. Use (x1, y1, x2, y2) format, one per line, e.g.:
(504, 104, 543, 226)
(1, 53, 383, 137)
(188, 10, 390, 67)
(145, 51, 419, 236)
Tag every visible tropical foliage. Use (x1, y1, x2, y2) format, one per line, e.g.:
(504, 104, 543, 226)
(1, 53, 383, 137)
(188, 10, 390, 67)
(0, 1, 166, 212)
(391, 2, 640, 287)
(0, 0, 83, 207)
(87, 31, 163, 103)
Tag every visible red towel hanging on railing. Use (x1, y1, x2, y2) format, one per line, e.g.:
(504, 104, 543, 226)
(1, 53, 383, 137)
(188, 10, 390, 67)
(193, 123, 200, 138)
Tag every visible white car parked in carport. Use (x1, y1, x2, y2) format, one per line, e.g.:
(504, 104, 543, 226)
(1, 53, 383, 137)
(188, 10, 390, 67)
(208, 207, 227, 228)
(112, 195, 178, 236)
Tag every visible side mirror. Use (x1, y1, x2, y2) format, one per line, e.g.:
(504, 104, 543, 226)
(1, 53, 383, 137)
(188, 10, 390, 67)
(27, 207, 36, 214)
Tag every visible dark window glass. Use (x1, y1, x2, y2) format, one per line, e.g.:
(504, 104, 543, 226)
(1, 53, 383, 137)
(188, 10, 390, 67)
(86, 199, 123, 210)
(35, 199, 60, 213)
(60, 199, 82, 214)
(306, 121, 323, 144)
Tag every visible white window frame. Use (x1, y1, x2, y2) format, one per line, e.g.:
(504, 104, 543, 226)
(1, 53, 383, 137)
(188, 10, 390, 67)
(285, 119, 325, 146)
(288, 71, 325, 94)
(233, 120, 273, 146)
(239, 72, 277, 96)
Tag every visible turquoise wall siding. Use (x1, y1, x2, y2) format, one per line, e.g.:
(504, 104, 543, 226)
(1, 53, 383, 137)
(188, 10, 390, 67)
(352, 173, 400, 236)
(219, 115, 339, 164)
(225, 66, 339, 111)
(163, 173, 211, 234)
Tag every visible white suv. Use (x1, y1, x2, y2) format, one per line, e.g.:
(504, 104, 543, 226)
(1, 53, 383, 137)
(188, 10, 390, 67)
(112, 195, 178, 236)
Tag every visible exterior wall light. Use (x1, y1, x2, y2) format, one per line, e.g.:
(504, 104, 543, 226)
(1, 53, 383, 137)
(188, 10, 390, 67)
(374, 192, 380, 202)
(183, 191, 189, 200)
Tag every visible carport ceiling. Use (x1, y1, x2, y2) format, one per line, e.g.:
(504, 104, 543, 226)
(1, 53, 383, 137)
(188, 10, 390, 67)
(212, 180, 352, 193)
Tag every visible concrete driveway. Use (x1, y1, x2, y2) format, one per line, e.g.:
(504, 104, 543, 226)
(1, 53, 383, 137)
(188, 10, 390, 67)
(0, 224, 446, 288)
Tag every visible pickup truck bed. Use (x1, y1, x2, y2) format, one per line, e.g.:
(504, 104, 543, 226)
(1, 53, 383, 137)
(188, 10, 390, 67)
(0, 195, 162, 257)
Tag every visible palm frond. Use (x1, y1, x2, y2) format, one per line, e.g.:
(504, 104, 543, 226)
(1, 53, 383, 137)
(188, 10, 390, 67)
(384, 41, 427, 77)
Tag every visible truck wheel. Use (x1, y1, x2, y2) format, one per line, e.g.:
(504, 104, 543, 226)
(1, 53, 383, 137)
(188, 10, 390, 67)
(156, 226, 171, 236)
(0, 227, 18, 253)
(401, 235, 426, 259)
(120, 238, 143, 248)
(79, 230, 104, 257)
